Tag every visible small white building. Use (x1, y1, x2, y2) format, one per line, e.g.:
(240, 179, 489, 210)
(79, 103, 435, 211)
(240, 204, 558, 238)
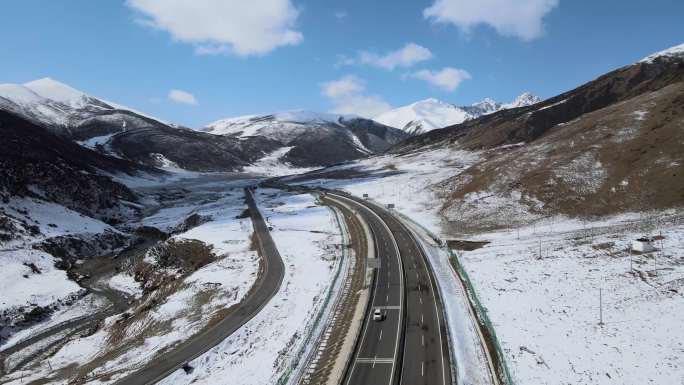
(632, 237, 656, 253)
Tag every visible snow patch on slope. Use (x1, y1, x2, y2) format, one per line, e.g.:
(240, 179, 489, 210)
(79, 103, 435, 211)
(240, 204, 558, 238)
(244, 147, 319, 177)
(640, 42, 684, 63)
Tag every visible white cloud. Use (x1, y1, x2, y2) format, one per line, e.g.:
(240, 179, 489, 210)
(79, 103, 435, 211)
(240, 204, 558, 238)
(321, 75, 392, 118)
(168, 89, 198, 105)
(359, 43, 434, 70)
(127, 0, 303, 56)
(410, 67, 471, 92)
(424, 0, 559, 41)
(334, 10, 347, 21)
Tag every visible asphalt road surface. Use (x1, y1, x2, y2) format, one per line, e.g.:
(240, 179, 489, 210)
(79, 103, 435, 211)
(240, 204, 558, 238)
(114, 187, 284, 385)
(330, 192, 452, 385)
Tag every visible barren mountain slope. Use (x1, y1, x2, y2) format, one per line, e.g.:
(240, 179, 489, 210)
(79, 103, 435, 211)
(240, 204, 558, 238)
(436, 81, 684, 231)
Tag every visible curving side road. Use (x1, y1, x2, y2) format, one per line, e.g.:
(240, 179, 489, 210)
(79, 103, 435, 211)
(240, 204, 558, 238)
(115, 187, 284, 385)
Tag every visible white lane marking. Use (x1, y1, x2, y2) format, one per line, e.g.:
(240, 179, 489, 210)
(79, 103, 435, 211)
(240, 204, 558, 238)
(421, 361, 425, 377)
(419, 296, 423, 304)
(379, 329, 383, 341)
(373, 355, 376, 368)
(402, 217, 449, 385)
(331, 196, 382, 385)
(421, 313, 424, 325)
(386, 294, 389, 303)
(332, 194, 404, 385)
(357, 357, 393, 363)
(422, 334, 425, 346)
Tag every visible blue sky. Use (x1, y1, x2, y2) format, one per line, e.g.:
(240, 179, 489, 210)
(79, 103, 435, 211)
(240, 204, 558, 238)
(1, 0, 682, 127)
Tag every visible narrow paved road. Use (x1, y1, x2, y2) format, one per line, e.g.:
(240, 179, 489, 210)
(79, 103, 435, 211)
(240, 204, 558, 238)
(114, 187, 284, 385)
(328, 192, 452, 385)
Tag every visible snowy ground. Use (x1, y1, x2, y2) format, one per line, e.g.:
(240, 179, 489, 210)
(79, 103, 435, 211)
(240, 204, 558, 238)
(1, 176, 261, 384)
(458, 212, 684, 385)
(292, 146, 684, 385)
(1, 196, 121, 344)
(289, 145, 481, 235)
(243, 146, 320, 177)
(159, 189, 343, 385)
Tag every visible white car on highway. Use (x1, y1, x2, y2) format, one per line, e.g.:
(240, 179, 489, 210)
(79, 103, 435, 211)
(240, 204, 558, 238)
(373, 308, 384, 321)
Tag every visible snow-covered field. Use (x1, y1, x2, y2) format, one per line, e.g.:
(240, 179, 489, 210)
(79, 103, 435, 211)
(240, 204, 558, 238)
(1, 196, 121, 343)
(0, 248, 83, 312)
(159, 189, 343, 385)
(1, 176, 261, 384)
(458, 212, 684, 385)
(293, 146, 684, 385)
(243, 146, 320, 177)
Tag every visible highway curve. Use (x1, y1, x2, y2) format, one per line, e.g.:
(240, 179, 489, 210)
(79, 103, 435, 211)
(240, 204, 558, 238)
(329, 192, 452, 385)
(114, 187, 284, 385)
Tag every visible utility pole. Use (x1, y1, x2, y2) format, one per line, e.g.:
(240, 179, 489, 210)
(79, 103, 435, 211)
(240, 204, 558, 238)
(539, 239, 542, 259)
(599, 287, 604, 326)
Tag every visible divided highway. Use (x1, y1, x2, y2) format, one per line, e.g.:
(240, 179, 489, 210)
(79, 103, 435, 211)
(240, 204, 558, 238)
(115, 188, 284, 385)
(327, 192, 452, 385)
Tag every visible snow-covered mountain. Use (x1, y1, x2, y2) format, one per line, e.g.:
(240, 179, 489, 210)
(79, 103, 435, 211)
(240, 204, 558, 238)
(206, 110, 354, 142)
(204, 110, 408, 168)
(0, 78, 166, 139)
(0, 78, 281, 172)
(374, 93, 542, 135)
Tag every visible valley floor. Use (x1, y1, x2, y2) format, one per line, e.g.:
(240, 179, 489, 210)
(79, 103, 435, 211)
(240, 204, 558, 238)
(1, 174, 346, 385)
(159, 188, 343, 385)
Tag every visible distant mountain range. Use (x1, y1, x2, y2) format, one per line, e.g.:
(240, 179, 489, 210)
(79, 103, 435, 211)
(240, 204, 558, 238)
(0, 79, 408, 172)
(204, 110, 408, 168)
(374, 92, 542, 135)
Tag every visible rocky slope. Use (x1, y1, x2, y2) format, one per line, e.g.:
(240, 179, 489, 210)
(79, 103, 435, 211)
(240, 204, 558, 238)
(0, 110, 148, 225)
(373, 93, 542, 135)
(393, 43, 684, 228)
(204, 110, 409, 167)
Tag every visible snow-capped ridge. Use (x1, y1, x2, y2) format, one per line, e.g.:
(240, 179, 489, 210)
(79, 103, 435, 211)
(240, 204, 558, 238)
(24, 77, 90, 108)
(503, 92, 542, 109)
(204, 108, 408, 172)
(0, 77, 169, 132)
(375, 92, 542, 135)
(640, 42, 684, 63)
(0, 83, 46, 105)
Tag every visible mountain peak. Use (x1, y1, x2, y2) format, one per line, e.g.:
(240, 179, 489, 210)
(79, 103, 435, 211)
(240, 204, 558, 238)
(375, 92, 543, 136)
(272, 109, 353, 123)
(24, 77, 87, 107)
(505, 92, 542, 108)
(470, 97, 501, 114)
(413, 97, 444, 105)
